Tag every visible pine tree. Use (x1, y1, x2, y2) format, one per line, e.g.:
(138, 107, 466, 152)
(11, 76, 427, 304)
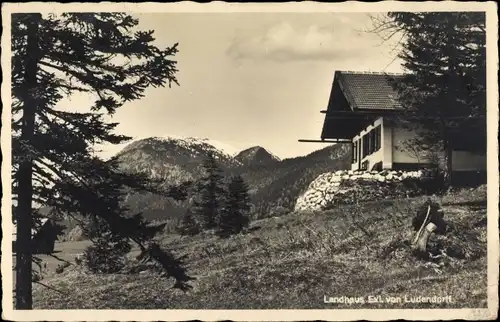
(82, 217, 132, 274)
(177, 209, 200, 236)
(192, 152, 226, 230)
(374, 13, 486, 187)
(217, 175, 251, 238)
(11, 13, 193, 309)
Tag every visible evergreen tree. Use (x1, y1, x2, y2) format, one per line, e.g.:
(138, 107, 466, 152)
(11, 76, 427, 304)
(217, 175, 251, 238)
(177, 209, 200, 236)
(373, 13, 486, 187)
(192, 152, 226, 229)
(11, 13, 193, 309)
(82, 217, 132, 274)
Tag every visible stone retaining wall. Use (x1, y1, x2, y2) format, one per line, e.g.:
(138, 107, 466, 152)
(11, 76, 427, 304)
(294, 169, 434, 212)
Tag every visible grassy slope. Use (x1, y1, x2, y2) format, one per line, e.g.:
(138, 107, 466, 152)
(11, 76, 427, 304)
(32, 187, 487, 309)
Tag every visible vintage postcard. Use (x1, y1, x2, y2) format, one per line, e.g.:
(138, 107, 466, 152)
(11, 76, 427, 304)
(1, 1, 498, 321)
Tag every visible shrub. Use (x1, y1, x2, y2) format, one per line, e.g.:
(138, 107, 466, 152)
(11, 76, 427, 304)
(415, 169, 446, 195)
(74, 254, 83, 266)
(55, 261, 71, 274)
(270, 205, 290, 217)
(66, 225, 86, 241)
(83, 236, 131, 274)
(83, 221, 132, 274)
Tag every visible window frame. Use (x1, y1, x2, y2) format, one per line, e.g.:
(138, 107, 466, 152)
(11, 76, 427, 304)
(352, 140, 358, 163)
(361, 124, 382, 158)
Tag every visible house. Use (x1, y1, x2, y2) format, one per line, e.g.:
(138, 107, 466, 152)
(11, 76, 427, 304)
(12, 218, 61, 254)
(300, 71, 486, 179)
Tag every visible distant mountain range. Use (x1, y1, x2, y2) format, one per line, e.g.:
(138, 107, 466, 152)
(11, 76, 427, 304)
(116, 137, 242, 188)
(114, 136, 352, 220)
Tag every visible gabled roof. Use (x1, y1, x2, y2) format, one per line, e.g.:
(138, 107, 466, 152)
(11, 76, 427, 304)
(335, 71, 404, 111)
(320, 71, 406, 140)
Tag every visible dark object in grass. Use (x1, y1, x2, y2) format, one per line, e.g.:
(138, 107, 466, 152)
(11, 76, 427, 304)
(245, 225, 262, 233)
(55, 261, 70, 274)
(412, 198, 446, 234)
(411, 199, 446, 255)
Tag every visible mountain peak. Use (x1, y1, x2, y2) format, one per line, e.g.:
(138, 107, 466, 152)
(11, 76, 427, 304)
(114, 135, 243, 186)
(148, 136, 241, 158)
(235, 146, 281, 166)
(116, 136, 241, 160)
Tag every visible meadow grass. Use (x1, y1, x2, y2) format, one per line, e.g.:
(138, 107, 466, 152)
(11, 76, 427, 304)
(31, 186, 488, 309)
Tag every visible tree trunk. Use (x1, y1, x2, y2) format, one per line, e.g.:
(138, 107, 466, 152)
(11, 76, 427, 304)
(15, 13, 41, 310)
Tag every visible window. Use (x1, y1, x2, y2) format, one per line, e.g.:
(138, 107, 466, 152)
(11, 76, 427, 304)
(370, 131, 375, 154)
(358, 141, 362, 162)
(373, 125, 381, 152)
(361, 125, 382, 158)
(362, 133, 370, 158)
(352, 140, 358, 163)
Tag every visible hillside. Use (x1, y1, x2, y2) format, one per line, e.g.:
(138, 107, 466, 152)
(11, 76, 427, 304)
(112, 137, 351, 221)
(33, 186, 488, 309)
(231, 143, 352, 217)
(113, 136, 244, 220)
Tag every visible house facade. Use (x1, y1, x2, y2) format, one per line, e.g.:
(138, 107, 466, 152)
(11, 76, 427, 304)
(304, 71, 486, 175)
(349, 115, 486, 172)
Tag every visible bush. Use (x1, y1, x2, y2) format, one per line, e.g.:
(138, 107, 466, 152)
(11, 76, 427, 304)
(66, 225, 86, 241)
(74, 254, 83, 266)
(270, 205, 290, 217)
(416, 169, 446, 195)
(83, 227, 132, 274)
(55, 261, 71, 274)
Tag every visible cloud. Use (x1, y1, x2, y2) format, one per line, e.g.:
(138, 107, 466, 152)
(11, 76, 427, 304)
(226, 22, 362, 62)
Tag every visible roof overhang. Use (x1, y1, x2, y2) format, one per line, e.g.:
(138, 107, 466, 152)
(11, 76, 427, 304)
(320, 109, 398, 140)
(300, 70, 407, 143)
(298, 138, 352, 143)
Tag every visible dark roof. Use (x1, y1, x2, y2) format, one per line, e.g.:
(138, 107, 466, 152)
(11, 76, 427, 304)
(334, 71, 405, 111)
(320, 71, 405, 140)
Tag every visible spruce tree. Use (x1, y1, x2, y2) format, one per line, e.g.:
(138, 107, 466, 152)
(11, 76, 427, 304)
(217, 175, 251, 238)
(11, 13, 193, 309)
(82, 217, 132, 274)
(192, 152, 226, 230)
(373, 12, 486, 187)
(177, 209, 200, 236)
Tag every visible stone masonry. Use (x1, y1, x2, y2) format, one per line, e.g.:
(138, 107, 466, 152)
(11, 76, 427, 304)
(294, 169, 430, 212)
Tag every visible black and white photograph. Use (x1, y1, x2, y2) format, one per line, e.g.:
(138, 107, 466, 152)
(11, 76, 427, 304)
(1, 2, 498, 321)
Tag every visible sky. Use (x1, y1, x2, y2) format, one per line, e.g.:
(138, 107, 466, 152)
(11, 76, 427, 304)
(88, 12, 405, 159)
